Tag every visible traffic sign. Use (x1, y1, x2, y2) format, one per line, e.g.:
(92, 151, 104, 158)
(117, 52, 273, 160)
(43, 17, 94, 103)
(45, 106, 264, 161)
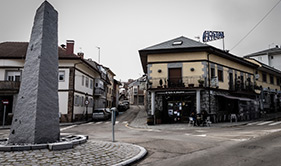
(2, 100, 9, 105)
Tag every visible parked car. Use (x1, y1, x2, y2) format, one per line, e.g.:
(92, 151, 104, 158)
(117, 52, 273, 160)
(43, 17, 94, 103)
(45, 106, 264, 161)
(118, 102, 127, 112)
(92, 108, 111, 121)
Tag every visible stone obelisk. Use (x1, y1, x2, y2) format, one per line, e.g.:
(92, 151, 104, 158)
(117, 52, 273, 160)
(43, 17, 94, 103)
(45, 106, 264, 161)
(9, 1, 60, 144)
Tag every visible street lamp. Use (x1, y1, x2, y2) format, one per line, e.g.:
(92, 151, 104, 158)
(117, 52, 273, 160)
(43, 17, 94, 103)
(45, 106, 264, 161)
(96, 46, 100, 63)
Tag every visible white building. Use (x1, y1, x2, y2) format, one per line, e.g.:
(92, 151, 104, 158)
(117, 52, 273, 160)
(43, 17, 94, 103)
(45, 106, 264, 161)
(245, 45, 281, 71)
(0, 40, 106, 124)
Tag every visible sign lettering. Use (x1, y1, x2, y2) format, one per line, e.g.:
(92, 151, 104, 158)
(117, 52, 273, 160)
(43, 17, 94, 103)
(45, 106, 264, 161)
(203, 31, 224, 42)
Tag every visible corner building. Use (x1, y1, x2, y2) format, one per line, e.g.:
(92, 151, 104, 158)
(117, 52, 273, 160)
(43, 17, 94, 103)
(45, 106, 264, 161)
(139, 36, 281, 124)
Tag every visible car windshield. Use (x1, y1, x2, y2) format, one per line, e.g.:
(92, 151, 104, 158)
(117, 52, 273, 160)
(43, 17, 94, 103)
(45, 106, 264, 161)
(93, 110, 104, 113)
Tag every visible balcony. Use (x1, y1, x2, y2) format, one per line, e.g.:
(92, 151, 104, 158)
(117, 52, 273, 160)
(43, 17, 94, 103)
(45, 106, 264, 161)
(94, 87, 106, 96)
(148, 76, 206, 89)
(0, 81, 20, 93)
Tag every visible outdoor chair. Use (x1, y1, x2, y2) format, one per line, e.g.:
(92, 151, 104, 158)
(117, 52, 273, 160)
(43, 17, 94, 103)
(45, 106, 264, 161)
(189, 117, 195, 126)
(205, 116, 212, 127)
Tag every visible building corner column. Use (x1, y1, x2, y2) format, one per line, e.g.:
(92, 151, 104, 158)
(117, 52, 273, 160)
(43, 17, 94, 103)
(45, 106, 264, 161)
(196, 90, 201, 114)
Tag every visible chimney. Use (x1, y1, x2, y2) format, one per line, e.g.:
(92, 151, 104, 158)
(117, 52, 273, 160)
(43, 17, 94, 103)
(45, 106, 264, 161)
(77, 52, 84, 59)
(66, 40, 74, 55)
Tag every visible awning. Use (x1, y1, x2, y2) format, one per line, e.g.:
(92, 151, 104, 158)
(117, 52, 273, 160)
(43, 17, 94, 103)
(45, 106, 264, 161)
(216, 94, 255, 102)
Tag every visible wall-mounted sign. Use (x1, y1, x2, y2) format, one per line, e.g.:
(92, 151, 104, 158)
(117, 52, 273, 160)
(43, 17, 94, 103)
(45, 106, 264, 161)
(203, 31, 224, 42)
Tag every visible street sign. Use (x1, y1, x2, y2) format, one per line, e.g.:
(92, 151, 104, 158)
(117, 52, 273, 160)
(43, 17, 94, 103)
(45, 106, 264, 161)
(2, 100, 9, 105)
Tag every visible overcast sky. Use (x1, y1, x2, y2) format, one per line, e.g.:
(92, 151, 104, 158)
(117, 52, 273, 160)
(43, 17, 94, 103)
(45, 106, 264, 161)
(1, 0, 281, 81)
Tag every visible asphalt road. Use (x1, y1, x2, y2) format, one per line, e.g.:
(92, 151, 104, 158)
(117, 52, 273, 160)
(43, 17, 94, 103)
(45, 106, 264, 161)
(1, 105, 281, 166)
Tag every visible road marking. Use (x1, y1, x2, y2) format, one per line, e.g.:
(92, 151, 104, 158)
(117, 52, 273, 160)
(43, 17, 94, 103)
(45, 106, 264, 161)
(257, 121, 274, 126)
(194, 134, 207, 137)
(96, 122, 103, 125)
(115, 121, 119, 124)
(60, 125, 77, 131)
(87, 122, 94, 125)
(122, 121, 128, 124)
(230, 138, 249, 142)
(247, 122, 259, 126)
(269, 121, 281, 126)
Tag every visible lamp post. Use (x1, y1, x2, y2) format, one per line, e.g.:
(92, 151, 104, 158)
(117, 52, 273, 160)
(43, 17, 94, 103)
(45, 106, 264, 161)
(96, 46, 100, 63)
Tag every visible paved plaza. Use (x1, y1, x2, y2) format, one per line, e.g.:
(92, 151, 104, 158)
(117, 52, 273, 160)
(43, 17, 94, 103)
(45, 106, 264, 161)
(0, 140, 146, 166)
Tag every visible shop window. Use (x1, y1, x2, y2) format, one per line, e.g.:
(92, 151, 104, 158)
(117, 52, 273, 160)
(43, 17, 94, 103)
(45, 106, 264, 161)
(218, 69, 223, 82)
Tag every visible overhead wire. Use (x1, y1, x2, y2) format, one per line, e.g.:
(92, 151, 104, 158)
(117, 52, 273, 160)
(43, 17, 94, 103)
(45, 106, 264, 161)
(230, 0, 281, 51)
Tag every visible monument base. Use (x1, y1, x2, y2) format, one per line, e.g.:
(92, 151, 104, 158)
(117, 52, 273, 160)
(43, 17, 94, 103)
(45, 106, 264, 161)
(0, 135, 88, 151)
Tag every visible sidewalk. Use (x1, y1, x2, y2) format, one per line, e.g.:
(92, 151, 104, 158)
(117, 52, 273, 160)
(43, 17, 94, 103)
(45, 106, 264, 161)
(129, 106, 281, 130)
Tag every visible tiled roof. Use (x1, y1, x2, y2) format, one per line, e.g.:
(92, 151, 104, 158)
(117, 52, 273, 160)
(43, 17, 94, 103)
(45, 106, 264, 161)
(0, 42, 80, 59)
(139, 36, 258, 73)
(244, 47, 281, 57)
(140, 36, 208, 51)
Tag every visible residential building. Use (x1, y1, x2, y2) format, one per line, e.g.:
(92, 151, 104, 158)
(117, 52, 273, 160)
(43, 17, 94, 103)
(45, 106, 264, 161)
(0, 40, 102, 124)
(139, 36, 281, 124)
(105, 68, 115, 108)
(127, 76, 146, 105)
(86, 60, 110, 110)
(244, 45, 281, 71)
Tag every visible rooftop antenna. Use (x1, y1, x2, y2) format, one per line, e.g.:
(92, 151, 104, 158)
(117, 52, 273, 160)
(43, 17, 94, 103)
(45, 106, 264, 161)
(194, 36, 200, 42)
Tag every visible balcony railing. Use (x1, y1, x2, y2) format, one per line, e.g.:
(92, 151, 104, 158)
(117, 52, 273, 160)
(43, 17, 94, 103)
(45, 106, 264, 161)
(94, 87, 106, 96)
(148, 76, 206, 89)
(0, 81, 20, 92)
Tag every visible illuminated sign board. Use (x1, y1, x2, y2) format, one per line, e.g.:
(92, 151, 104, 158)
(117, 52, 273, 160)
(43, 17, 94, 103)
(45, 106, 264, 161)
(203, 31, 224, 42)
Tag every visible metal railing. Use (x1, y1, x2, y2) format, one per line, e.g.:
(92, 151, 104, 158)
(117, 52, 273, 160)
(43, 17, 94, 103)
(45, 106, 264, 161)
(94, 87, 106, 96)
(148, 76, 206, 89)
(0, 81, 20, 91)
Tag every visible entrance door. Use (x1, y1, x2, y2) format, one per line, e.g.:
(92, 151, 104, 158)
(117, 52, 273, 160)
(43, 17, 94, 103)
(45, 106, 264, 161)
(168, 68, 182, 87)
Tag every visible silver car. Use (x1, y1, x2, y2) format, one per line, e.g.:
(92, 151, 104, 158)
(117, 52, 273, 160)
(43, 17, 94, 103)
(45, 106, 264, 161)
(92, 108, 110, 121)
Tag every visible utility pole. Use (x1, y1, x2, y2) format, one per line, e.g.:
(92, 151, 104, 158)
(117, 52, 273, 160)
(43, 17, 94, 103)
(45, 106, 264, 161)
(96, 46, 100, 63)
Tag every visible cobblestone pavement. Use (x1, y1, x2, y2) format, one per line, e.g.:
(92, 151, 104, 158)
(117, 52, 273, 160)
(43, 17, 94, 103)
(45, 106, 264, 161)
(0, 140, 146, 166)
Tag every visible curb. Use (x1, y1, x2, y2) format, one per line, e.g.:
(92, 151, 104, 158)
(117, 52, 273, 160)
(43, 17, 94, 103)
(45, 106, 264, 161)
(114, 143, 147, 166)
(0, 135, 88, 152)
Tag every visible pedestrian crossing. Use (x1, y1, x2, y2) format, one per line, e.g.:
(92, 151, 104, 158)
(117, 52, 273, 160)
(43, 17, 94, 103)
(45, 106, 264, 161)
(60, 121, 128, 131)
(247, 120, 281, 126)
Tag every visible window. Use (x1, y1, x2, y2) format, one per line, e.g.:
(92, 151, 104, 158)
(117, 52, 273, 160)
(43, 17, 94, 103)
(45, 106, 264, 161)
(270, 75, 274, 84)
(74, 95, 80, 106)
(277, 78, 280, 86)
(90, 79, 93, 89)
(211, 68, 215, 78)
(218, 69, 223, 82)
(81, 96, 84, 107)
(262, 73, 267, 82)
(6, 71, 21, 82)
(85, 77, 89, 87)
(172, 40, 183, 46)
(82, 75, 84, 86)
(58, 71, 65, 82)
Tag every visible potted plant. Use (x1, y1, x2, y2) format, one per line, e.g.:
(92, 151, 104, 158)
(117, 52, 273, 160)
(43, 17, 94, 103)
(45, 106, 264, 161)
(198, 79, 204, 87)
